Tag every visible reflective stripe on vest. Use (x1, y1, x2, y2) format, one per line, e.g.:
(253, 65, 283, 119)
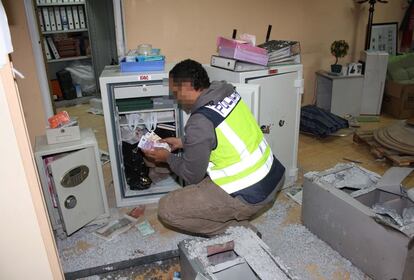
(204, 92, 273, 194)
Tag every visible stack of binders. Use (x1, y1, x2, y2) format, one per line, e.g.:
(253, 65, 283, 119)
(258, 40, 301, 66)
(210, 36, 269, 72)
(210, 55, 268, 72)
(37, 5, 87, 33)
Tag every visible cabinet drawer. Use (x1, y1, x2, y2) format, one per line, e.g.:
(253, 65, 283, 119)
(114, 84, 169, 99)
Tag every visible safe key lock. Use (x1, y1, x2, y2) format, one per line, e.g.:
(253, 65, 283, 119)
(64, 195, 77, 209)
(260, 124, 274, 134)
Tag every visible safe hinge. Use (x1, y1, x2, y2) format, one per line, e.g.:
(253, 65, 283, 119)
(294, 78, 304, 95)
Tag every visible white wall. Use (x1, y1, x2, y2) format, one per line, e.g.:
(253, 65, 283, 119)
(0, 56, 61, 279)
(123, 0, 407, 104)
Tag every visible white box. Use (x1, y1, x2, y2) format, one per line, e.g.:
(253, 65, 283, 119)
(360, 51, 389, 115)
(46, 125, 81, 144)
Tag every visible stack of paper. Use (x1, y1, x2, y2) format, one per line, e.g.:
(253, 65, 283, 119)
(258, 40, 301, 66)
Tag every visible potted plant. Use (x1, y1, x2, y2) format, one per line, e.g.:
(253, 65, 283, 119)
(330, 40, 349, 73)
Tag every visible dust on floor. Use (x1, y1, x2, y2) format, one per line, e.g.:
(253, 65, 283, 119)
(58, 192, 369, 279)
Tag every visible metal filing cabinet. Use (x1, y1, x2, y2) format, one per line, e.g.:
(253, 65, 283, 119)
(204, 64, 304, 186)
(315, 70, 364, 117)
(34, 128, 109, 236)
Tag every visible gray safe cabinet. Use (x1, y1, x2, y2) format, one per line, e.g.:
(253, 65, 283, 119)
(100, 65, 266, 207)
(205, 64, 304, 187)
(100, 65, 180, 207)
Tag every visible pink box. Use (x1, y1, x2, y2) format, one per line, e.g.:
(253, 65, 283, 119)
(217, 37, 269, 66)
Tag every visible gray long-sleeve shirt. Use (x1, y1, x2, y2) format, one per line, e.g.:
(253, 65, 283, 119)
(166, 81, 234, 184)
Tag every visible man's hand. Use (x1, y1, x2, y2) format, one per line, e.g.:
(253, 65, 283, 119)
(159, 137, 183, 152)
(143, 148, 170, 163)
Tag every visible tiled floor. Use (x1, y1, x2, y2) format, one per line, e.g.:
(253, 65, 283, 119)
(57, 103, 412, 279)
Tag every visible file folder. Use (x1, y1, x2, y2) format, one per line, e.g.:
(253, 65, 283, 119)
(78, 6, 86, 28)
(37, 9, 44, 32)
(66, 6, 74, 30)
(43, 38, 52, 60)
(54, 7, 62, 30)
(48, 7, 56, 31)
(47, 37, 60, 59)
(42, 7, 51, 31)
(60, 7, 69, 30)
(72, 6, 80, 29)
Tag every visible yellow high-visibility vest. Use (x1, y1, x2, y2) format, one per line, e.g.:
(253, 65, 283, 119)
(199, 92, 273, 194)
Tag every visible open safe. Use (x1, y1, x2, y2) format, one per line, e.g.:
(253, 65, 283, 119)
(99, 65, 262, 207)
(34, 129, 109, 236)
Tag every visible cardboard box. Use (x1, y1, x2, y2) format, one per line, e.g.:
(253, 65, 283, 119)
(302, 177, 414, 280)
(383, 80, 414, 119)
(46, 125, 80, 145)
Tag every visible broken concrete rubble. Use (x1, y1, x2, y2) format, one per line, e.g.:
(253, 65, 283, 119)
(178, 226, 296, 280)
(305, 163, 381, 190)
(303, 164, 414, 280)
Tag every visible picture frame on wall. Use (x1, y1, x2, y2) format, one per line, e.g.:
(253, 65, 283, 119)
(369, 22, 398, 55)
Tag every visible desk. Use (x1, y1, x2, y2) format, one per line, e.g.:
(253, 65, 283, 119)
(315, 70, 364, 117)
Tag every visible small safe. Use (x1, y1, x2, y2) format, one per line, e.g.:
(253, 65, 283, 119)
(34, 128, 109, 236)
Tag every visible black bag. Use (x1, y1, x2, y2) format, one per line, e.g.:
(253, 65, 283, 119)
(122, 142, 152, 190)
(300, 105, 349, 138)
(56, 70, 77, 100)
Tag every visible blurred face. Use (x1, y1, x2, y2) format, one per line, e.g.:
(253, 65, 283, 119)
(169, 78, 201, 110)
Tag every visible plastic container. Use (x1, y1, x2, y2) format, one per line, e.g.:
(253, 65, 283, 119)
(120, 59, 165, 72)
(137, 44, 152, 56)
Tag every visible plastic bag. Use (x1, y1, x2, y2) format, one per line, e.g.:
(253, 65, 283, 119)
(65, 61, 96, 94)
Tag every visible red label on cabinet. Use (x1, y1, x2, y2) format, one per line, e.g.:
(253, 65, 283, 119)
(268, 69, 278, 75)
(138, 75, 151, 81)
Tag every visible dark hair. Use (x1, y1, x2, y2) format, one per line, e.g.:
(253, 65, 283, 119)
(169, 59, 210, 90)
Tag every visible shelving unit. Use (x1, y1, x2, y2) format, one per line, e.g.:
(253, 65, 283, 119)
(43, 28, 88, 35)
(35, 0, 96, 104)
(37, 1, 86, 7)
(47, 55, 91, 63)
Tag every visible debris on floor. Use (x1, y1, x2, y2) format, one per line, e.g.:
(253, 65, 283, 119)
(172, 271, 181, 280)
(304, 162, 380, 191)
(342, 157, 363, 164)
(94, 218, 133, 241)
(285, 186, 303, 205)
(100, 150, 110, 165)
(58, 197, 368, 279)
(179, 226, 296, 280)
(354, 119, 414, 166)
(373, 120, 414, 156)
(88, 98, 104, 115)
(303, 164, 414, 280)
(355, 115, 380, 123)
(125, 205, 146, 222)
(76, 257, 180, 280)
(136, 220, 155, 237)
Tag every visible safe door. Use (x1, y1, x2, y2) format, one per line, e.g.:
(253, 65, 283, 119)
(49, 147, 105, 235)
(247, 71, 298, 173)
